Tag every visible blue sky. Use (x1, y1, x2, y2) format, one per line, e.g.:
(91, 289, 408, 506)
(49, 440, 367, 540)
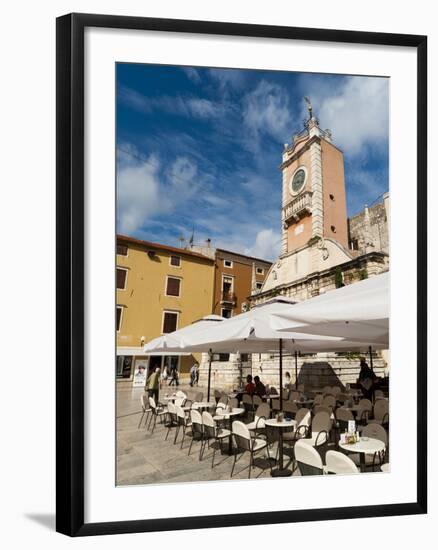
(117, 64, 388, 260)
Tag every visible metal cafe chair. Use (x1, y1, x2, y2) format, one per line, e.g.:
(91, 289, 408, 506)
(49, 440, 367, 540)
(371, 399, 389, 425)
(188, 409, 204, 459)
(174, 405, 192, 449)
(148, 396, 168, 433)
(300, 411, 332, 456)
(165, 401, 179, 441)
(231, 420, 271, 479)
(138, 394, 151, 429)
(201, 411, 231, 468)
(194, 391, 204, 402)
(294, 439, 324, 476)
(245, 403, 270, 432)
(242, 393, 254, 419)
(325, 450, 359, 474)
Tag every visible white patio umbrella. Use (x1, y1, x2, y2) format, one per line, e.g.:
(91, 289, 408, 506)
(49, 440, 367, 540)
(270, 272, 389, 368)
(156, 298, 351, 409)
(270, 272, 389, 341)
(143, 315, 225, 400)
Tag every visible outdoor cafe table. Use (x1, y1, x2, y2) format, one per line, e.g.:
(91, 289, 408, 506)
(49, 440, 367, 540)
(191, 401, 215, 410)
(338, 437, 385, 472)
(162, 394, 178, 402)
(264, 418, 297, 477)
(213, 407, 245, 455)
(293, 399, 314, 408)
(262, 394, 279, 408)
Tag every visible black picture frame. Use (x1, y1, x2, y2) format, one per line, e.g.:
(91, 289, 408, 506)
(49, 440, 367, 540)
(56, 12, 427, 537)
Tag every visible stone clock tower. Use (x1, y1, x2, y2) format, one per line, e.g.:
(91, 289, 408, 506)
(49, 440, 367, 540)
(280, 100, 349, 256)
(258, 99, 362, 296)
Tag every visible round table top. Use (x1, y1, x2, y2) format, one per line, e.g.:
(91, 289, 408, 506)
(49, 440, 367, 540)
(293, 399, 314, 405)
(339, 437, 385, 454)
(343, 405, 361, 412)
(263, 394, 279, 400)
(265, 418, 297, 428)
(213, 407, 244, 419)
(163, 395, 177, 401)
(192, 401, 215, 409)
(380, 463, 390, 473)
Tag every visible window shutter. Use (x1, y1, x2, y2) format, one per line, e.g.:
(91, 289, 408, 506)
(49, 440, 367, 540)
(166, 277, 180, 296)
(117, 244, 128, 256)
(117, 268, 127, 289)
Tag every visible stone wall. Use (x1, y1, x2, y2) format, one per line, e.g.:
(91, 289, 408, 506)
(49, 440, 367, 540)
(251, 251, 389, 305)
(348, 196, 389, 255)
(199, 352, 387, 392)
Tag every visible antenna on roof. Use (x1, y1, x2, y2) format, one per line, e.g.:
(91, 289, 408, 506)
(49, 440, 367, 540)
(178, 235, 186, 248)
(188, 226, 195, 247)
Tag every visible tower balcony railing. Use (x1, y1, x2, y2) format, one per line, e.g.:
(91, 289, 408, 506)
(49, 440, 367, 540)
(221, 291, 237, 305)
(283, 191, 313, 226)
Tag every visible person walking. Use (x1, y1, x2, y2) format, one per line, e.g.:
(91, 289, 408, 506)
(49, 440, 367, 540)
(169, 363, 179, 386)
(146, 367, 161, 402)
(190, 362, 198, 387)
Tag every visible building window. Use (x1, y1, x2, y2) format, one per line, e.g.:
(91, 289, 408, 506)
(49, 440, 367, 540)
(170, 255, 181, 267)
(223, 259, 233, 268)
(117, 268, 127, 290)
(221, 308, 232, 318)
(240, 353, 249, 363)
(116, 306, 123, 332)
(162, 311, 179, 333)
(350, 238, 359, 251)
(256, 267, 264, 275)
(117, 243, 128, 256)
(256, 282, 263, 290)
(166, 276, 181, 297)
(222, 275, 233, 293)
(116, 356, 132, 378)
(216, 353, 230, 362)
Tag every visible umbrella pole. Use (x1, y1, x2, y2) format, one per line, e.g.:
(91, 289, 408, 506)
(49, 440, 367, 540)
(207, 349, 212, 402)
(295, 351, 298, 390)
(279, 339, 283, 411)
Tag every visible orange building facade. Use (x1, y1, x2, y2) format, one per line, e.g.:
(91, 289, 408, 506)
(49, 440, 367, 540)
(212, 249, 272, 318)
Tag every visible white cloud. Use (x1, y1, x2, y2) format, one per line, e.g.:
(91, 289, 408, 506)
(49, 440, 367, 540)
(182, 67, 202, 84)
(119, 85, 227, 120)
(117, 154, 165, 234)
(208, 68, 245, 91)
(245, 229, 281, 260)
(302, 77, 389, 155)
(243, 81, 292, 143)
(186, 98, 223, 118)
(167, 156, 198, 197)
(117, 148, 200, 234)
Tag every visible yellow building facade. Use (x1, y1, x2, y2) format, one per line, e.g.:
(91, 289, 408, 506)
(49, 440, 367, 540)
(116, 235, 215, 383)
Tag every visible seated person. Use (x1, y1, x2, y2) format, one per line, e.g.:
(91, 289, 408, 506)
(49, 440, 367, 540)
(254, 375, 266, 397)
(244, 374, 256, 395)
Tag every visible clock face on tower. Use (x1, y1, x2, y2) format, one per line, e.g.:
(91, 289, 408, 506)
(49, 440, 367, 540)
(290, 167, 307, 195)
